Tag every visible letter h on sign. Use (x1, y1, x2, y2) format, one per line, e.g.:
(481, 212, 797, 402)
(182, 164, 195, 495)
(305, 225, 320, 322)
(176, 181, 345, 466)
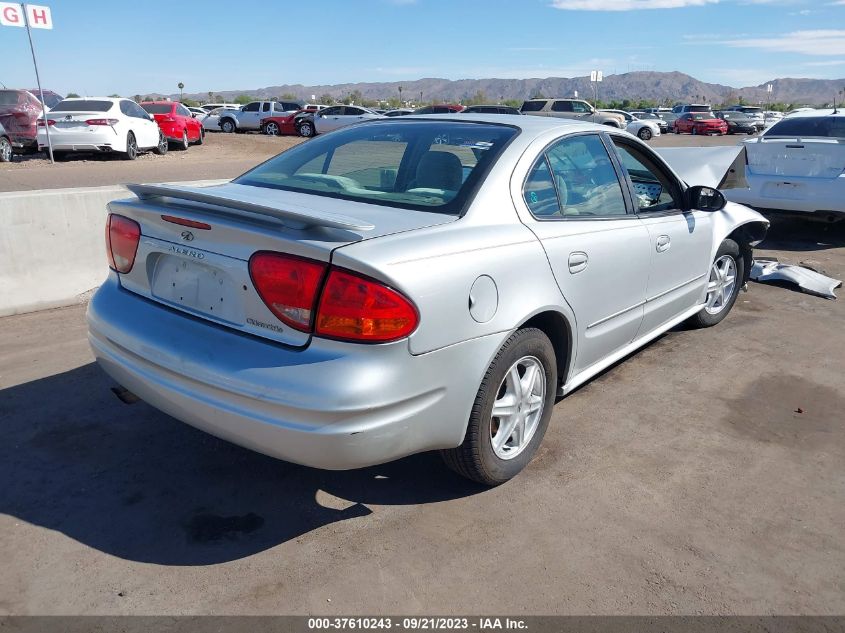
(0, 3, 53, 29)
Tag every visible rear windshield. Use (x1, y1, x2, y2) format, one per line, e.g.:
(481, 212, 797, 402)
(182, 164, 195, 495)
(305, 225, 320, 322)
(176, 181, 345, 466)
(0, 91, 22, 106)
(141, 103, 174, 114)
(52, 100, 112, 112)
(520, 100, 546, 112)
(687, 105, 711, 113)
(235, 120, 518, 215)
(765, 116, 845, 138)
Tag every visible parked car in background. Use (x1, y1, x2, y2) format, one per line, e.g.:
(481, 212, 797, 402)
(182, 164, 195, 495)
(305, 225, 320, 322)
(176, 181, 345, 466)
(414, 104, 465, 115)
(303, 104, 328, 112)
(218, 101, 302, 133)
(672, 104, 713, 114)
(87, 115, 768, 486)
(141, 101, 204, 150)
(383, 108, 415, 117)
(186, 106, 209, 117)
(724, 111, 845, 221)
(763, 111, 783, 125)
(261, 110, 308, 136)
(37, 97, 167, 160)
(673, 112, 728, 135)
(600, 109, 661, 140)
(313, 105, 383, 134)
(199, 106, 238, 132)
(461, 105, 521, 115)
(27, 89, 64, 111)
(201, 102, 240, 111)
(629, 111, 669, 134)
(520, 98, 625, 128)
(0, 121, 12, 162)
(714, 110, 762, 134)
(0, 89, 43, 153)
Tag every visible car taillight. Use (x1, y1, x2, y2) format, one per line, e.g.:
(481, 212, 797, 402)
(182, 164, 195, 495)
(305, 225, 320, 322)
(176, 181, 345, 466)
(315, 269, 418, 342)
(105, 214, 141, 274)
(249, 252, 327, 332)
(36, 119, 55, 126)
(86, 118, 119, 126)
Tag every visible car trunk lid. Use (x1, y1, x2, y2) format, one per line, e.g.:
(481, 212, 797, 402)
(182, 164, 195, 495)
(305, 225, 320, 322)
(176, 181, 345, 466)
(746, 137, 844, 178)
(110, 182, 456, 347)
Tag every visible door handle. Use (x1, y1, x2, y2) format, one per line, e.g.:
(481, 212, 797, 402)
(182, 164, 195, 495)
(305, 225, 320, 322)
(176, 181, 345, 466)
(656, 235, 671, 253)
(568, 251, 588, 274)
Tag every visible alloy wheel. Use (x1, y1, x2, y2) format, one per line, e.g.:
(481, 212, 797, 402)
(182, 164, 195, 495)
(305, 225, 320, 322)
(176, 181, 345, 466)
(705, 255, 737, 315)
(489, 356, 546, 460)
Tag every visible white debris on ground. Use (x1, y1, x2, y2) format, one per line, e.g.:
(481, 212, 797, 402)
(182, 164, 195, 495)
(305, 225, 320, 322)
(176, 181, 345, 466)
(750, 258, 842, 299)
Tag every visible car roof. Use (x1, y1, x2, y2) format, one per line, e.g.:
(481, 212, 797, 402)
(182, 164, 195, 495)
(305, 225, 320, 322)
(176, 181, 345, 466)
(140, 100, 176, 105)
(55, 97, 122, 103)
(398, 112, 614, 135)
(786, 108, 844, 118)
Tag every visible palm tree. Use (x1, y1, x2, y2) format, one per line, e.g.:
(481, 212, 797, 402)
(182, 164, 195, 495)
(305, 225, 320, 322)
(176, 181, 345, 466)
(178, 82, 184, 101)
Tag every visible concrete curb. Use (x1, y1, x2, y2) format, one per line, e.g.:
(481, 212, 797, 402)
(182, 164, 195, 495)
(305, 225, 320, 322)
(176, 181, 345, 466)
(0, 179, 227, 318)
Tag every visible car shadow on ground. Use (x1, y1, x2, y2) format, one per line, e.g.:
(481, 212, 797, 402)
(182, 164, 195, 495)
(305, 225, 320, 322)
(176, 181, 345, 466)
(0, 363, 486, 566)
(758, 216, 845, 252)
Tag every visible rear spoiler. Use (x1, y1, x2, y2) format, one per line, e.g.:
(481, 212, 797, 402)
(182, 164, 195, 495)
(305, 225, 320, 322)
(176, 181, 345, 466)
(126, 183, 375, 231)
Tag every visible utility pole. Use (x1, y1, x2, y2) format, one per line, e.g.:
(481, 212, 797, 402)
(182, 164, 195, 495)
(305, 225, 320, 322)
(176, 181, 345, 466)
(20, 3, 54, 163)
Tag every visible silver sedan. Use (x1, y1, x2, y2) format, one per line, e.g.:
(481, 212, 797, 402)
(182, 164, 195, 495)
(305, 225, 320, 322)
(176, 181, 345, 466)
(87, 115, 768, 485)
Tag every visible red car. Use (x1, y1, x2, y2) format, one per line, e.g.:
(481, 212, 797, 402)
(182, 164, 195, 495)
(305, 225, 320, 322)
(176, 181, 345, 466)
(0, 89, 44, 152)
(414, 104, 466, 114)
(673, 112, 728, 136)
(140, 101, 203, 149)
(260, 110, 306, 136)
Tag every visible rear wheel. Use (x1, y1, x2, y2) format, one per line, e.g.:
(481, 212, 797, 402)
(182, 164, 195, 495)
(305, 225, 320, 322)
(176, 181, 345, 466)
(174, 129, 189, 150)
(195, 128, 204, 145)
(687, 239, 744, 328)
(265, 122, 280, 136)
(153, 131, 168, 155)
(0, 137, 12, 162)
(440, 328, 557, 486)
(124, 132, 138, 160)
(691, 126, 698, 135)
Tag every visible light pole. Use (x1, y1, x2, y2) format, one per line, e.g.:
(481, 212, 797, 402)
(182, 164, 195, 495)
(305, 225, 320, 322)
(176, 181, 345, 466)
(178, 82, 184, 101)
(419, 90, 423, 106)
(398, 85, 403, 106)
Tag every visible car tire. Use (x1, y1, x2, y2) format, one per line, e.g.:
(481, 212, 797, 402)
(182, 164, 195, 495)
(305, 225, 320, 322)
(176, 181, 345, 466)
(687, 239, 744, 329)
(691, 126, 698, 135)
(298, 121, 315, 137)
(638, 127, 653, 141)
(265, 122, 280, 136)
(0, 136, 12, 162)
(153, 131, 168, 155)
(220, 119, 236, 133)
(52, 151, 69, 161)
(440, 327, 557, 486)
(124, 132, 138, 160)
(174, 129, 189, 150)
(195, 128, 204, 145)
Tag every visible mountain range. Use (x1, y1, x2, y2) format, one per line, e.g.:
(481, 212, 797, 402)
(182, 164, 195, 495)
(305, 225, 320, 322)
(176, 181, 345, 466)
(167, 71, 845, 106)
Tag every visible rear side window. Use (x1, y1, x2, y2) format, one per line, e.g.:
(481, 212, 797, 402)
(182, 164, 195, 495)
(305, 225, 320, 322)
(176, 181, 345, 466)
(551, 101, 573, 112)
(52, 99, 112, 112)
(0, 91, 22, 105)
(765, 116, 845, 138)
(520, 100, 546, 112)
(235, 121, 517, 214)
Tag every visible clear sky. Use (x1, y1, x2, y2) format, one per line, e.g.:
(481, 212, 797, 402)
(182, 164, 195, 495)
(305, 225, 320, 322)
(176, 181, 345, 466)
(1, 0, 844, 96)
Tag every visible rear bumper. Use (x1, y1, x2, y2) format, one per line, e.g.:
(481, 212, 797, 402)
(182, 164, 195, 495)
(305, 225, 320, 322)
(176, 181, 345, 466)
(87, 275, 504, 470)
(37, 127, 120, 152)
(724, 173, 845, 216)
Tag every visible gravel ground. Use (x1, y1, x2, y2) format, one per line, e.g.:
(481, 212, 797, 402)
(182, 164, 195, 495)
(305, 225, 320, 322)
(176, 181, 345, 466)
(0, 128, 743, 192)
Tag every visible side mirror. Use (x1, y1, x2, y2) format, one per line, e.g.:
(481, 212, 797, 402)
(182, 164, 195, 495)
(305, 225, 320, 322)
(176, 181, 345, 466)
(686, 185, 726, 212)
(148, 113, 155, 121)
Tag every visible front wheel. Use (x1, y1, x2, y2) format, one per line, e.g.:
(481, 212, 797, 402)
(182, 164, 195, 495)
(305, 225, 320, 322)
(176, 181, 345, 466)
(638, 126, 653, 141)
(298, 120, 314, 137)
(440, 328, 557, 486)
(220, 119, 236, 133)
(687, 239, 744, 328)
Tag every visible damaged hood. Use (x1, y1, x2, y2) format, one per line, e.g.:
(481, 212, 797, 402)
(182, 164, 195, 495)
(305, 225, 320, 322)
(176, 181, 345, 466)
(656, 145, 747, 190)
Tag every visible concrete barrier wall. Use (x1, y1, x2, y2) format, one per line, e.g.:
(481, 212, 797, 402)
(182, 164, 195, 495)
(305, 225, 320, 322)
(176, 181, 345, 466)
(0, 180, 226, 318)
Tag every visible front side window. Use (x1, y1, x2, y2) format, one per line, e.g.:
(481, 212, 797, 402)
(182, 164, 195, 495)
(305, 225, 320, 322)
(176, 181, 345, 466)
(523, 134, 627, 218)
(612, 139, 680, 213)
(571, 101, 591, 114)
(243, 102, 260, 112)
(235, 121, 517, 214)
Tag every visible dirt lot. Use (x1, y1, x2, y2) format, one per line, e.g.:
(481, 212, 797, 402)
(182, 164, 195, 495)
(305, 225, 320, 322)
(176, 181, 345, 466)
(0, 219, 843, 615)
(0, 128, 743, 192)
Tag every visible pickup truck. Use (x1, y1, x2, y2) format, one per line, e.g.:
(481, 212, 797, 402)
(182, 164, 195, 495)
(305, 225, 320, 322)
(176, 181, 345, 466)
(519, 98, 625, 128)
(218, 100, 302, 133)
